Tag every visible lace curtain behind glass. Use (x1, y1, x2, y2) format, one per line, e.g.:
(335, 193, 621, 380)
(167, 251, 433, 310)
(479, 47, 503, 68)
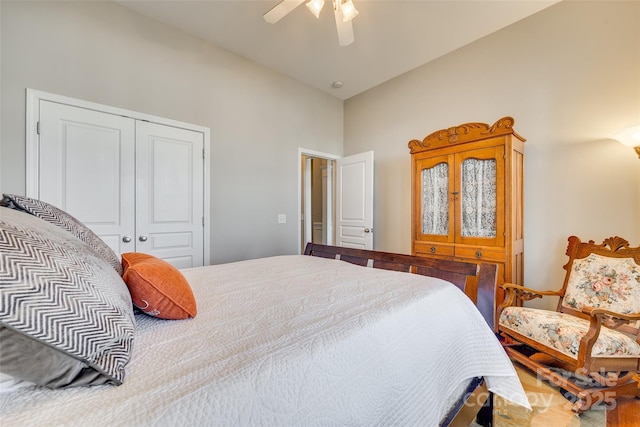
(461, 158, 496, 237)
(421, 163, 449, 235)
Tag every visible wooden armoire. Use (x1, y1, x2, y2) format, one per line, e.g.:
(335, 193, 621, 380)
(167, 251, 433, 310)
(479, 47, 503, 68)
(408, 117, 524, 324)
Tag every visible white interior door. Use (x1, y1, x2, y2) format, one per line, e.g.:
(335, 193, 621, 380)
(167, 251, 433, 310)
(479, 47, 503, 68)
(135, 121, 204, 268)
(27, 89, 211, 267)
(336, 151, 374, 249)
(37, 101, 136, 256)
(35, 101, 205, 268)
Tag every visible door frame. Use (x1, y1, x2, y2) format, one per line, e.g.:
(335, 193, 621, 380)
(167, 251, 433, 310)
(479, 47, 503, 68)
(25, 88, 212, 264)
(297, 148, 340, 254)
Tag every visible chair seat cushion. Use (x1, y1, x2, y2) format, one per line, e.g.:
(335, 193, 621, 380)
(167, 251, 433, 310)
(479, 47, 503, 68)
(499, 307, 640, 360)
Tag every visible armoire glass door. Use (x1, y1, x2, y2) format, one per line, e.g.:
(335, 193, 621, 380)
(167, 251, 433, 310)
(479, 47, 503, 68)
(416, 154, 455, 243)
(455, 146, 505, 246)
(460, 157, 497, 238)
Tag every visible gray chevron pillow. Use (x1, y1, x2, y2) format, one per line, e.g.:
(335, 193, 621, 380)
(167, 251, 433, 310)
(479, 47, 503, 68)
(0, 208, 135, 388)
(2, 194, 123, 276)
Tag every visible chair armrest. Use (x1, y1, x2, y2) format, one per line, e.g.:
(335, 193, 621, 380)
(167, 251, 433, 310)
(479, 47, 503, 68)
(498, 283, 563, 312)
(581, 306, 640, 328)
(503, 283, 563, 299)
(577, 307, 640, 366)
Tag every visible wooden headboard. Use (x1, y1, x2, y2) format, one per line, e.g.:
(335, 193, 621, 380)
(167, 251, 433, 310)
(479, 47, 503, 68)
(304, 243, 498, 329)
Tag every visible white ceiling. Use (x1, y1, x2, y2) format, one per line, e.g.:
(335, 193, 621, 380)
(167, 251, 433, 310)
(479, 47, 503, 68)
(117, 0, 558, 100)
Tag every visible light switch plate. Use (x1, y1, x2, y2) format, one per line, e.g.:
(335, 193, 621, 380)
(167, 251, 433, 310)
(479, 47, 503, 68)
(277, 214, 287, 224)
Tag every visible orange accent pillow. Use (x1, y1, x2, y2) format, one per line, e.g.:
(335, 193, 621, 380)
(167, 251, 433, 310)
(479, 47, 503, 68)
(121, 253, 197, 320)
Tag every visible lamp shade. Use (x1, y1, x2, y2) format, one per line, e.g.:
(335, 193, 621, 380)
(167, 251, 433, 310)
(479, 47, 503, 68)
(306, 0, 325, 18)
(614, 125, 640, 147)
(340, 0, 358, 22)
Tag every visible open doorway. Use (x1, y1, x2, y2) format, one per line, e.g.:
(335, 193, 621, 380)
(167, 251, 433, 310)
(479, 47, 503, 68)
(298, 148, 375, 254)
(298, 149, 340, 253)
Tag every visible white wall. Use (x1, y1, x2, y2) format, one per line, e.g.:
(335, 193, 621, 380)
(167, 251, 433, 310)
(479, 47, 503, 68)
(0, 1, 344, 264)
(2, 1, 638, 295)
(344, 1, 640, 302)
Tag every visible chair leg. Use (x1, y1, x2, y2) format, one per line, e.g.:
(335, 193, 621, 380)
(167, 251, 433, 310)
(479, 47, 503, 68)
(572, 380, 640, 413)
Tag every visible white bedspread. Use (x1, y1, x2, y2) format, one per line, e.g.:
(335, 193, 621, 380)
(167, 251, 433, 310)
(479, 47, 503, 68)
(0, 255, 529, 426)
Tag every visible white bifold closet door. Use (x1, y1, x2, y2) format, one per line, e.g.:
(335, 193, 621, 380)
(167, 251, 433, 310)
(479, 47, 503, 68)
(37, 100, 204, 268)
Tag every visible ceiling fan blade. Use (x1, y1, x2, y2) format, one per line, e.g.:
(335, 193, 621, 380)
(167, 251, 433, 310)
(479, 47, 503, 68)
(334, 7, 354, 46)
(263, 0, 306, 24)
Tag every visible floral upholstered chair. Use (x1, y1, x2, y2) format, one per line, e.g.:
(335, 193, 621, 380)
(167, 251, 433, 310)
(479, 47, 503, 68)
(497, 236, 640, 413)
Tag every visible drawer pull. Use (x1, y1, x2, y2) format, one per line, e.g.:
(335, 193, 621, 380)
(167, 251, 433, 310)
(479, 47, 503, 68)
(475, 250, 482, 258)
(430, 246, 436, 253)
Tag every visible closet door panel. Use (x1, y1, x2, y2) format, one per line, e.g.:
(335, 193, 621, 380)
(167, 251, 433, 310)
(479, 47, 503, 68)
(38, 101, 136, 256)
(136, 121, 204, 268)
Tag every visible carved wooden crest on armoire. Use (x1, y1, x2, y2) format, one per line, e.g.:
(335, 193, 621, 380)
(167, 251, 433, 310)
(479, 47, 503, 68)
(408, 117, 524, 327)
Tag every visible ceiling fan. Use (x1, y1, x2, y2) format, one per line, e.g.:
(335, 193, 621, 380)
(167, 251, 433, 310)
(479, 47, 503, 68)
(263, 0, 359, 46)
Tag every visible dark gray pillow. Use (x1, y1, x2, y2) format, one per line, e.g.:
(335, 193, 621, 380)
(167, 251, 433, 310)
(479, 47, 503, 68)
(2, 194, 123, 276)
(0, 208, 135, 388)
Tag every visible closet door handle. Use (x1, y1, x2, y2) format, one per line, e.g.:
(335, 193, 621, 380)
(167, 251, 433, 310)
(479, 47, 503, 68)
(122, 236, 132, 243)
(138, 235, 148, 242)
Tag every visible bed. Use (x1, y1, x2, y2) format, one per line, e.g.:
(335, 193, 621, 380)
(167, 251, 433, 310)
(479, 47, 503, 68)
(0, 196, 529, 426)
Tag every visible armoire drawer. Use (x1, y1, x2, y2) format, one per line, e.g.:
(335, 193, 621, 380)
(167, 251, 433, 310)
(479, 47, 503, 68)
(455, 246, 505, 262)
(414, 242, 455, 257)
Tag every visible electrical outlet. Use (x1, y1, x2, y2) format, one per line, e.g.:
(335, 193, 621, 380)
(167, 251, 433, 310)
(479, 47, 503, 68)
(277, 214, 287, 224)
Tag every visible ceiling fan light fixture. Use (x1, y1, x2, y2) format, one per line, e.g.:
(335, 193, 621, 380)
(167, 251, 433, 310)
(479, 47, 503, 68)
(306, 0, 325, 18)
(263, 0, 356, 46)
(340, 0, 358, 22)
